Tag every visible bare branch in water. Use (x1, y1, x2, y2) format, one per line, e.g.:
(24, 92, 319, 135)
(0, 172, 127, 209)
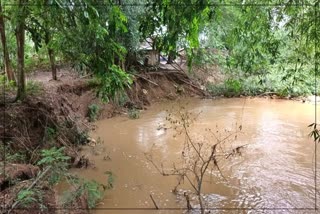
(145, 107, 247, 214)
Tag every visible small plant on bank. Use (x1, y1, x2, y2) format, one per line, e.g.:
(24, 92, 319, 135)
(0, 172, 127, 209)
(37, 147, 70, 186)
(0, 143, 27, 163)
(0, 74, 16, 91)
(224, 78, 243, 97)
(115, 91, 130, 107)
(26, 80, 43, 95)
(44, 126, 57, 143)
(128, 108, 140, 119)
(62, 171, 114, 209)
(206, 78, 243, 97)
(16, 188, 46, 211)
(77, 130, 90, 145)
(35, 146, 112, 209)
(16, 189, 37, 207)
(88, 104, 100, 122)
(97, 65, 133, 103)
(86, 77, 102, 88)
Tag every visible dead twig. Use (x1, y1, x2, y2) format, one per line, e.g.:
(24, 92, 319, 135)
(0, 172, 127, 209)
(133, 73, 159, 86)
(149, 194, 159, 209)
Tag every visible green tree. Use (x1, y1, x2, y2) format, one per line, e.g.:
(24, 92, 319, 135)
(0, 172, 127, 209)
(15, 0, 28, 100)
(139, 0, 213, 66)
(0, 0, 15, 82)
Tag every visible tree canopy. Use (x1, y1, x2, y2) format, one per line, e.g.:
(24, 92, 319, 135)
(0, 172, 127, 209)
(0, 0, 319, 100)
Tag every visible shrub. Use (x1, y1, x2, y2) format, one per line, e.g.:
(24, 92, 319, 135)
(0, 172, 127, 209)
(224, 79, 243, 97)
(37, 147, 70, 186)
(62, 171, 114, 209)
(88, 104, 100, 122)
(128, 108, 140, 119)
(26, 80, 43, 95)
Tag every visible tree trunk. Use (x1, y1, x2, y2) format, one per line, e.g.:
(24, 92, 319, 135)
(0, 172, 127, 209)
(0, 2, 15, 82)
(167, 51, 175, 64)
(45, 32, 57, 80)
(16, 0, 26, 100)
(48, 47, 57, 80)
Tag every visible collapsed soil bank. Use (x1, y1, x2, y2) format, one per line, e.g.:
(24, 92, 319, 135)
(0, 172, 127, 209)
(0, 68, 205, 213)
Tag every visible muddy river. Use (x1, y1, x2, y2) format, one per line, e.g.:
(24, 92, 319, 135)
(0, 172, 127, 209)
(71, 98, 319, 213)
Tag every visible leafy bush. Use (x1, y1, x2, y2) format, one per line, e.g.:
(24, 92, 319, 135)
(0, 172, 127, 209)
(97, 65, 133, 103)
(36, 146, 113, 209)
(37, 147, 70, 186)
(224, 79, 243, 97)
(0, 74, 16, 91)
(76, 130, 90, 145)
(16, 188, 47, 211)
(207, 68, 317, 98)
(17, 189, 38, 207)
(62, 171, 114, 209)
(24, 54, 50, 73)
(44, 127, 57, 142)
(0, 143, 26, 163)
(86, 77, 102, 88)
(88, 104, 100, 122)
(207, 78, 243, 97)
(128, 108, 140, 119)
(26, 80, 43, 95)
(114, 91, 130, 107)
(62, 179, 103, 209)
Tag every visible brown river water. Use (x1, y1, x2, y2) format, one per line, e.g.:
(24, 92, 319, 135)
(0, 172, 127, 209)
(69, 98, 319, 213)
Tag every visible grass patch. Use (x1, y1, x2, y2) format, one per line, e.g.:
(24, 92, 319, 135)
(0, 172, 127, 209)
(26, 80, 43, 95)
(128, 108, 140, 119)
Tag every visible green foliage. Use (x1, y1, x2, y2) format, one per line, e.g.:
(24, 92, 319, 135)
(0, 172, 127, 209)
(103, 171, 114, 190)
(63, 171, 114, 209)
(37, 147, 70, 166)
(26, 80, 43, 95)
(224, 79, 243, 97)
(0, 74, 16, 91)
(5, 152, 27, 163)
(86, 77, 102, 88)
(83, 180, 104, 209)
(88, 104, 100, 122)
(34, 146, 113, 209)
(128, 108, 140, 119)
(62, 179, 102, 209)
(309, 123, 320, 143)
(207, 67, 317, 98)
(16, 188, 46, 211)
(2, 0, 319, 99)
(76, 130, 90, 145)
(37, 147, 70, 186)
(207, 78, 243, 97)
(44, 126, 57, 142)
(140, 0, 213, 67)
(24, 53, 50, 73)
(0, 143, 27, 163)
(195, 2, 318, 98)
(108, 89, 130, 107)
(97, 65, 133, 102)
(16, 189, 37, 207)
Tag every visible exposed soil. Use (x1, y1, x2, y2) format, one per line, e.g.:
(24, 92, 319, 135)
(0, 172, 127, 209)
(0, 163, 39, 191)
(0, 180, 57, 214)
(0, 66, 206, 213)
